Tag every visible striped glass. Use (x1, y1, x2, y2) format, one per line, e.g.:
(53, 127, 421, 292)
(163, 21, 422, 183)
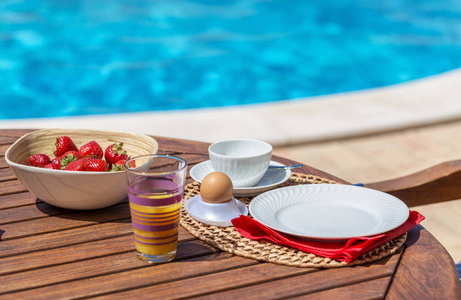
(124, 155, 187, 263)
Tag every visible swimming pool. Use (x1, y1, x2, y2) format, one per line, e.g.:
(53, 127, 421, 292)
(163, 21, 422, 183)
(1, 0, 461, 119)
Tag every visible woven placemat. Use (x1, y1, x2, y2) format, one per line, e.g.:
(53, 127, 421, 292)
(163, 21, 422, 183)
(180, 173, 407, 268)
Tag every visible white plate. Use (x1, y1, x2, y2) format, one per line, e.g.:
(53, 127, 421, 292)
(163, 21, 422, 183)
(190, 160, 291, 197)
(249, 184, 409, 240)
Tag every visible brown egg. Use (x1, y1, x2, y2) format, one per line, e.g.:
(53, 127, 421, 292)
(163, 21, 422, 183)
(200, 172, 234, 203)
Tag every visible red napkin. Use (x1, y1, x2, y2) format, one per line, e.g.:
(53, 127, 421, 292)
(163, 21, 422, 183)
(231, 210, 424, 263)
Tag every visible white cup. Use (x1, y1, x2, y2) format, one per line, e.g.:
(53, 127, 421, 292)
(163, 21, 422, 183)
(208, 139, 272, 187)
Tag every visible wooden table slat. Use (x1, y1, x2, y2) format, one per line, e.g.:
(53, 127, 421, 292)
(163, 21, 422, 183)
(0, 220, 133, 258)
(1, 239, 221, 295)
(0, 227, 195, 276)
(96, 261, 318, 300)
(0, 136, 22, 146)
(0, 129, 33, 138)
(0, 203, 131, 240)
(0, 180, 28, 197)
(0, 202, 73, 225)
(0, 157, 10, 169)
(288, 277, 392, 300)
(386, 226, 461, 300)
(178, 254, 401, 300)
(0, 191, 42, 209)
(3, 253, 252, 299)
(0, 168, 17, 182)
(0, 144, 12, 156)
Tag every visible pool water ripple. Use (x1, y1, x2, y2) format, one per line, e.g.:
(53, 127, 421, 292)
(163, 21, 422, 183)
(1, 0, 461, 119)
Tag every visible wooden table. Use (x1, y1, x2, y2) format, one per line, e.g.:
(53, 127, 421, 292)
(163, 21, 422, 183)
(1, 129, 460, 299)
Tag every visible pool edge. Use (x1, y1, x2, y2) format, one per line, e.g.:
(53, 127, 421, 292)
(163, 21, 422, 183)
(1, 68, 460, 146)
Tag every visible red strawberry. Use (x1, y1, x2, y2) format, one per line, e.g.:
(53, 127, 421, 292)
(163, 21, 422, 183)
(79, 141, 103, 159)
(64, 159, 86, 171)
(62, 150, 82, 160)
(29, 154, 51, 167)
(110, 159, 135, 171)
(54, 136, 78, 157)
(105, 142, 128, 165)
(84, 158, 107, 172)
(59, 151, 82, 169)
(44, 162, 61, 170)
(52, 156, 62, 164)
(51, 156, 64, 169)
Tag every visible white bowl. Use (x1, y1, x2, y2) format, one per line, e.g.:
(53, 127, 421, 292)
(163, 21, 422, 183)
(5, 129, 159, 210)
(208, 139, 272, 187)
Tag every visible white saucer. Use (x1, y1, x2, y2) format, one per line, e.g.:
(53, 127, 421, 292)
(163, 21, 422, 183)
(190, 160, 291, 197)
(185, 195, 248, 227)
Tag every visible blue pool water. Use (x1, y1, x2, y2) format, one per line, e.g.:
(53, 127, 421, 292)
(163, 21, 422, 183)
(1, 0, 461, 119)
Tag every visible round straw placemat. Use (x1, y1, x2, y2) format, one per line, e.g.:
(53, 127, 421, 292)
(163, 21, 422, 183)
(180, 173, 407, 268)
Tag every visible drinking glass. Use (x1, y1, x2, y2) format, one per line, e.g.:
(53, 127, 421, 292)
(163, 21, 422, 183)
(124, 155, 187, 263)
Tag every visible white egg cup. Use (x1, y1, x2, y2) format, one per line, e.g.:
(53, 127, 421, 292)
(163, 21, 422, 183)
(208, 139, 272, 187)
(185, 195, 248, 227)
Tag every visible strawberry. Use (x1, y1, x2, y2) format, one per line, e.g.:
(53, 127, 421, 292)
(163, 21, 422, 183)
(29, 154, 51, 167)
(51, 156, 64, 168)
(84, 158, 107, 172)
(105, 142, 128, 165)
(79, 140, 103, 159)
(110, 159, 135, 171)
(59, 151, 83, 169)
(54, 136, 78, 157)
(63, 150, 82, 159)
(44, 162, 61, 170)
(64, 158, 86, 171)
(52, 156, 62, 165)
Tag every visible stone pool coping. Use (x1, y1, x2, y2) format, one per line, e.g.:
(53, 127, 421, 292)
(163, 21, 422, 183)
(1, 68, 461, 146)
